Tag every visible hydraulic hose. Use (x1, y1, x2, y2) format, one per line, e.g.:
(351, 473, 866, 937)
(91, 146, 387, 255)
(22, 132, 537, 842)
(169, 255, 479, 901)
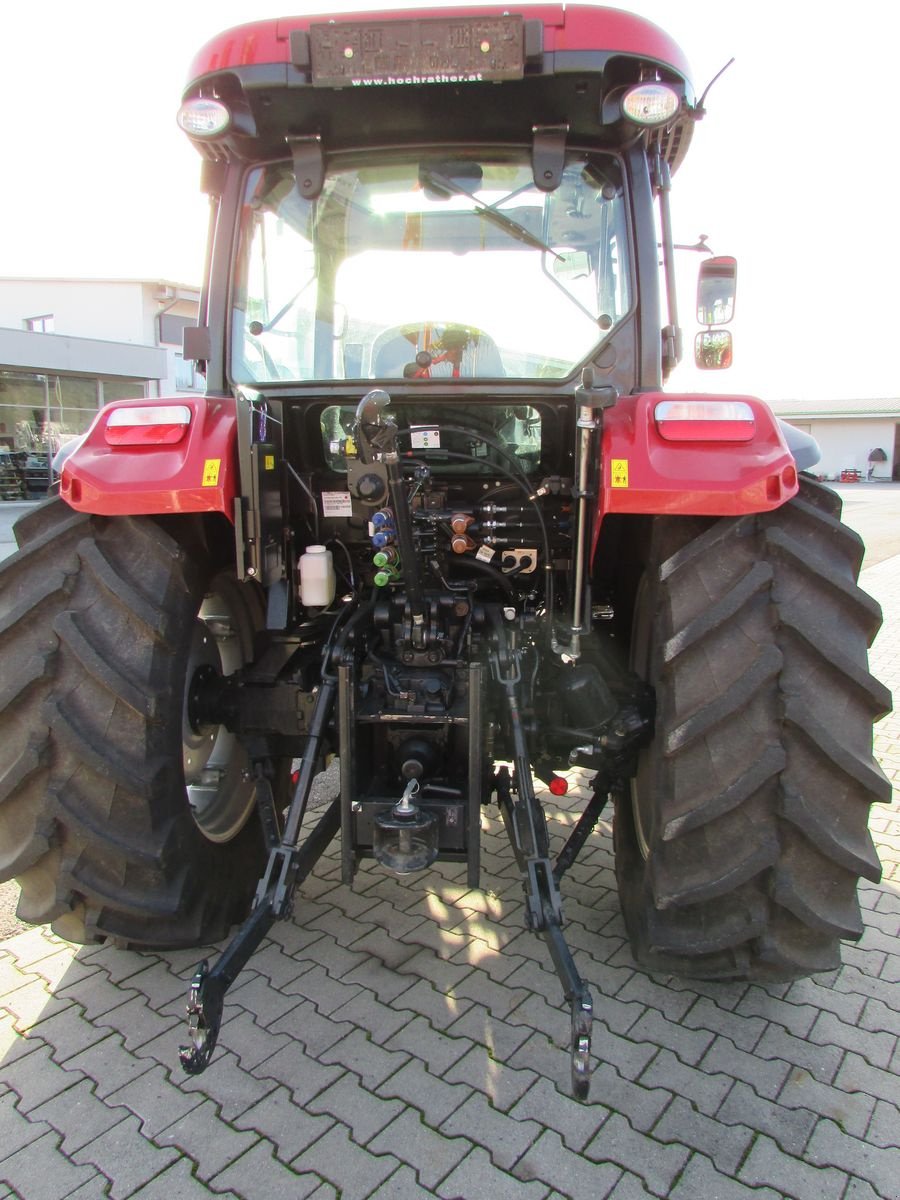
(446, 554, 517, 601)
(405, 448, 552, 613)
(353, 390, 428, 647)
(385, 449, 428, 645)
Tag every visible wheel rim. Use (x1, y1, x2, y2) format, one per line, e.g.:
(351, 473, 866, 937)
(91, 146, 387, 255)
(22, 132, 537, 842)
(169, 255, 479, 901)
(182, 586, 255, 843)
(630, 778, 652, 861)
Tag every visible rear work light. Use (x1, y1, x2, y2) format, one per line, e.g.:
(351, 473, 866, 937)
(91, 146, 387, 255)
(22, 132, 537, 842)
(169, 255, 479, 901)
(655, 399, 755, 442)
(622, 83, 680, 126)
(104, 405, 192, 446)
(176, 98, 231, 138)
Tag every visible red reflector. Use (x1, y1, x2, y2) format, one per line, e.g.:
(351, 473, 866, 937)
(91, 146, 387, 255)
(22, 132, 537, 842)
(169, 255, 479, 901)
(104, 403, 192, 446)
(105, 423, 189, 446)
(656, 419, 755, 442)
(549, 776, 568, 796)
(654, 399, 755, 443)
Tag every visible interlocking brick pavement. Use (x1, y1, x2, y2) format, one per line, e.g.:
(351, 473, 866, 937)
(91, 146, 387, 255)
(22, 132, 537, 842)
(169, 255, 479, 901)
(1, 551, 898, 1199)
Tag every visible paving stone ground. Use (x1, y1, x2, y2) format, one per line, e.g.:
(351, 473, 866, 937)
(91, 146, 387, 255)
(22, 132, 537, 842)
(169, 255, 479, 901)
(1, 553, 898, 1199)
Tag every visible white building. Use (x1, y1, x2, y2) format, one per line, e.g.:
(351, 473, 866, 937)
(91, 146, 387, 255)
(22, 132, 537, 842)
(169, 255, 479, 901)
(772, 397, 900, 482)
(0, 278, 200, 494)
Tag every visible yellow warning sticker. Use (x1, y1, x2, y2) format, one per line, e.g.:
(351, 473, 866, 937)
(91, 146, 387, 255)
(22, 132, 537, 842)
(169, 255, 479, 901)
(611, 459, 629, 488)
(202, 459, 221, 487)
(264, 454, 275, 471)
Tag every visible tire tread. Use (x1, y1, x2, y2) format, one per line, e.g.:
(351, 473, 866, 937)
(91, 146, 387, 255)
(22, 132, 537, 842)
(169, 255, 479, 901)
(0, 498, 266, 947)
(615, 477, 888, 981)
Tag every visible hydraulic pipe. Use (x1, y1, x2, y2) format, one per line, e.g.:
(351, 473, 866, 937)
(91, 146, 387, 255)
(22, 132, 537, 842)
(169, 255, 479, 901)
(656, 151, 683, 371)
(569, 403, 598, 659)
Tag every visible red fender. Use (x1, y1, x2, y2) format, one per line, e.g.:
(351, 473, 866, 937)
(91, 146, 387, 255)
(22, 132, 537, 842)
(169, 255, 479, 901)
(59, 396, 238, 520)
(60, 392, 798, 532)
(598, 393, 799, 524)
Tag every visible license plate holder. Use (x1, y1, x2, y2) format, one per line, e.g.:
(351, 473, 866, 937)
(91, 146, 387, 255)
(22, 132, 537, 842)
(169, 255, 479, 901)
(310, 15, 525, 87)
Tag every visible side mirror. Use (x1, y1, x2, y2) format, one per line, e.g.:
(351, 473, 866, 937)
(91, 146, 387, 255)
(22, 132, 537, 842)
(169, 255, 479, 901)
(697, 255, 736, 325)
(695, 329, 733, 370)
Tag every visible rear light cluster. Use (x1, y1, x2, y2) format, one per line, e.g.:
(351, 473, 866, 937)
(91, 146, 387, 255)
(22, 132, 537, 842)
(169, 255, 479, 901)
(104, 405, 192, 446)
(654, 399, 755, 442)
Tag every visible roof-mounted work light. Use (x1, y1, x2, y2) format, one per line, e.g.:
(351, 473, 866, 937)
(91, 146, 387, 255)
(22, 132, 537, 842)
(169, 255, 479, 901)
(176, 98, 231, 138)
(622, 82, 680, 126)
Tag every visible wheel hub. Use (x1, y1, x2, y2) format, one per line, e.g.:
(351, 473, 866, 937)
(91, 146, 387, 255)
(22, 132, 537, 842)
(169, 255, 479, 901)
(181, 589, 255, 843)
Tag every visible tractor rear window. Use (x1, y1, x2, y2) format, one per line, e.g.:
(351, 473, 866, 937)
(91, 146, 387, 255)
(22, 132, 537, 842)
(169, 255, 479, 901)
(231, 152, 631, 384)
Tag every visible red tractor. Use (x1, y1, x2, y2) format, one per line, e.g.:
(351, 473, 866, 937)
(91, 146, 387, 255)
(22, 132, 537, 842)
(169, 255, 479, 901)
(0, 6, 890, 1098)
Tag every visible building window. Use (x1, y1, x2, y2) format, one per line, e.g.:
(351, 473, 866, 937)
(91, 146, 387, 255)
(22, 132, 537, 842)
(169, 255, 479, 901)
(174, 354, 196, 390)
(25, 314, 55, 333)
(0, 370, 102, 499)
(100, 379, 147, 404)
(159, 313, 194, 346)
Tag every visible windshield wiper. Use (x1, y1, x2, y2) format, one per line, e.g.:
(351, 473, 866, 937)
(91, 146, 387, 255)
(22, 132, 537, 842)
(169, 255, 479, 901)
(249, 274, 316, 336)
(421, 170, 564, 261)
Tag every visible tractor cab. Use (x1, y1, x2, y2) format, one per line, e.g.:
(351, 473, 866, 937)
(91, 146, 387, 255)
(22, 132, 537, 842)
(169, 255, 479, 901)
(177, 5, 696, 400)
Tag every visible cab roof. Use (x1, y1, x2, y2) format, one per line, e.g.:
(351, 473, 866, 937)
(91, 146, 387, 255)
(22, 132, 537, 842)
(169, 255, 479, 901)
(186, 5, 693, 87)
(181, 5, 696, 172)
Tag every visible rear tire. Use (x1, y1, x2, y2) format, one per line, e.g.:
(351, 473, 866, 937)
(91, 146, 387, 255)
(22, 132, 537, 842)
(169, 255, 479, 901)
(615, 478, 891, 980)
(0, 499, 271, 948)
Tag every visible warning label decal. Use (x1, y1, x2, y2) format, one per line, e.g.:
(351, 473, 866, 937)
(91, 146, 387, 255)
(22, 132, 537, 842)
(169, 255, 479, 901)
(202, 459, 221, 487)
(610, 459, 629, 488)
(322, 491, 354, 518)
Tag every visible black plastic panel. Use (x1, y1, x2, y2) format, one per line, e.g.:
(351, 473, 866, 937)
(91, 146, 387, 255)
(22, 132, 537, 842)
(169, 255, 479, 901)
(310, 16, 524, 87)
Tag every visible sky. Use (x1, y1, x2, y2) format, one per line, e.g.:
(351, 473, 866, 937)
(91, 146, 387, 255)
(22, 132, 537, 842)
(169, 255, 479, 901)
(2, 0, 898, 402)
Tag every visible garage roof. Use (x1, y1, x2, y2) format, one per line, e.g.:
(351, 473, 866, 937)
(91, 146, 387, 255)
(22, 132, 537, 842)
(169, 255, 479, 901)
(771, 397, 900, 420)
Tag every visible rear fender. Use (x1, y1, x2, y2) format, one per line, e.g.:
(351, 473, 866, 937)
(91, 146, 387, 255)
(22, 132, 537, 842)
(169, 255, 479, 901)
(59, 396, 238, 520)
(598, 392, 799, 521)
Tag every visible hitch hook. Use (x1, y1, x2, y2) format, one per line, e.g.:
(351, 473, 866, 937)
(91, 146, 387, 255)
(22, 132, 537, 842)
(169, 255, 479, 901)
(179, 960, 224, 1075)
(570, 993, 593, 1100)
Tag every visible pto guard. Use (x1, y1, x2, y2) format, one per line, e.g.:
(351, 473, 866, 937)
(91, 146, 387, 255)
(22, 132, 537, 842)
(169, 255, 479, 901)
(59, 396, 237, 519)
(599, 392, 799, 519)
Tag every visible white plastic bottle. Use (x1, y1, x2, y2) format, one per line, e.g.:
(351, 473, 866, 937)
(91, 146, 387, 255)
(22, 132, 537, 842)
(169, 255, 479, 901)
(299, 545, 335, 607)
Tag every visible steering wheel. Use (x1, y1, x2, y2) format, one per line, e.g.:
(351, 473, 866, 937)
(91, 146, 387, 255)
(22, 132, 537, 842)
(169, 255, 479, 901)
(372, 323, 504, 379)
